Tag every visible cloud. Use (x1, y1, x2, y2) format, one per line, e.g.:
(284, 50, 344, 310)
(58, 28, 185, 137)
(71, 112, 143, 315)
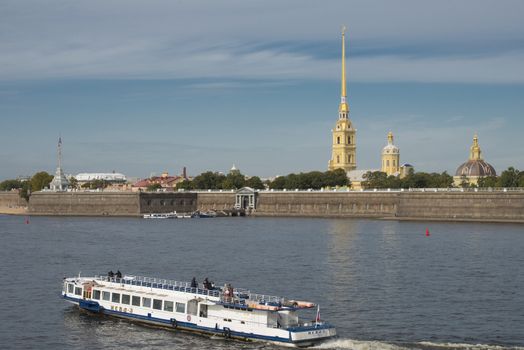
(1, 0, 523, 83)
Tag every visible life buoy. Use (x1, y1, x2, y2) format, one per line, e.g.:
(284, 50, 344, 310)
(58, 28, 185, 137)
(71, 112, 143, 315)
(223, 327, 231, 339)
(187, 315, 191, 322)
(171, 318, 178, 328)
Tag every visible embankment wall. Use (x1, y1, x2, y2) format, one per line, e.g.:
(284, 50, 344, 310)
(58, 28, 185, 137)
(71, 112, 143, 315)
(0, 191, 27, 208)
(21, 190, 524, 222)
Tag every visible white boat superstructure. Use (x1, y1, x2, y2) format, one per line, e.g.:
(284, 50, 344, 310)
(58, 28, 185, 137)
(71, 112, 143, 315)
(143, 212, 177, 219)
(62, 274, 336, 347)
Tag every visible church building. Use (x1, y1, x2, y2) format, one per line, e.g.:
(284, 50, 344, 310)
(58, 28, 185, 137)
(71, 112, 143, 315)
(328, 27, 356, 173)
(454, 134, 496, 186)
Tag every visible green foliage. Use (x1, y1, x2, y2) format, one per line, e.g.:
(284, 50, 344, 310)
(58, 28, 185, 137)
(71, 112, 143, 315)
(176, 180, 194, 190)
(362, 170, 452, 189)
(497, 167, 520, 187)
(81, 179, 109, 190)
(192, 171, 227, 190)
(0, 179, 24, 191)
(68, 177, 79, 190)
(146, 183, 162, 192)
(268, 169, 349, 190)
(477, 176, 498, 188)
(30, 171, 54, 192)
(245, 176, 265, 190)
(222, 172, 246, 190)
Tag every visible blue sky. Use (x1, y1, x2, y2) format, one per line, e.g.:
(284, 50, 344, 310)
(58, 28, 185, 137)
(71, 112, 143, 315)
(0, 0, 523, 180)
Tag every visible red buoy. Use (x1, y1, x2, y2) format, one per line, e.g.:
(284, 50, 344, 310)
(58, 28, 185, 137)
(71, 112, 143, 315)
(425, 228, 430, 236)
(25, 216, 30, 224)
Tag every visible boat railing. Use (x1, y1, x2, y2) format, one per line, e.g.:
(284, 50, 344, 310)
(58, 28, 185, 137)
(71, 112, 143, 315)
(231, 288, 284, 305)
(94, 275, 220, 298)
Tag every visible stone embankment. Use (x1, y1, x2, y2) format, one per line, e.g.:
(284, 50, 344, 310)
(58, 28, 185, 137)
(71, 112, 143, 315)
(0, 191, 28, 215)
(2, 190, 523, 223)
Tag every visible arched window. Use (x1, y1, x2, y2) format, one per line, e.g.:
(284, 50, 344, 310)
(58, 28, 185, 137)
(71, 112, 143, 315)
(337, 136, 340, 144)
(337, 155, 340, 163)
(387, 160, 390, 167)
(348, 136, 351, 144)
(393, 160, 396, 166)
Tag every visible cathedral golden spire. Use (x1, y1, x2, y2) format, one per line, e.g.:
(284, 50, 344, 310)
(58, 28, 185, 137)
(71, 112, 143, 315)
(470, 133, 482, 160)
(339, 26, 349, 115)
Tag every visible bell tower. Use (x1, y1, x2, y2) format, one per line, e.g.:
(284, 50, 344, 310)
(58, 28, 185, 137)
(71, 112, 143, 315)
(328, 26, 356, 172)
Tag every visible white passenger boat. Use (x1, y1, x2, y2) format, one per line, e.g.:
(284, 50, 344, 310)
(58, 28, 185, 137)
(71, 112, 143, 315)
(143, 212, 177, 219)
(62, 274, 336, 347)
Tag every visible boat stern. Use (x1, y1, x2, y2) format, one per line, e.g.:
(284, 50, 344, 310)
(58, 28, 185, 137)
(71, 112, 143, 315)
(288, 323, 337, 347)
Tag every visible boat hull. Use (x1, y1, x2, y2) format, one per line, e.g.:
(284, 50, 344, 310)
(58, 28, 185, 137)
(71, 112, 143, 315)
(64, 294, 335, 347)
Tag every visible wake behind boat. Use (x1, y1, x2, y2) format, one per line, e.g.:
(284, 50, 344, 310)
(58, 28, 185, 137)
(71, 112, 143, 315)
(62, 273, 336, 347)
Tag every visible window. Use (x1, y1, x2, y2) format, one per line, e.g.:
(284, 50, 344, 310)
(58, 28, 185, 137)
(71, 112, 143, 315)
(153, 299, 162, 310)
(164, 301, 174, 312)
(348, 136, 351, 144)
(92, 290, 101, 300)
(387, 160, 390, 167)
(160, 200, 165, 206)
(337, 155, 340, 163)
(175, 302, 185, 313)
(74, 287, 82, 296)
(121, 294, 130, 305)
(142, 297, 151, 308)
(337, 136, 340, 144)
(112, 293, 121, 303)
(393, 160, 396, 166)
(102, 291, 110, 301)
(132, 296, 140, 306)
(68, 284, 74, 293)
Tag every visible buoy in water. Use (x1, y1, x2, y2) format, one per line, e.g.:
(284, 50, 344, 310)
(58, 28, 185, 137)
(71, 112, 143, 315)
(425, 228, 430, 236)
(25, 217, 30, 224)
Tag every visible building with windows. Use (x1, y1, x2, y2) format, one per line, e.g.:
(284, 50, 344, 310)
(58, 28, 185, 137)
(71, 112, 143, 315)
(381, 132, 400, 176)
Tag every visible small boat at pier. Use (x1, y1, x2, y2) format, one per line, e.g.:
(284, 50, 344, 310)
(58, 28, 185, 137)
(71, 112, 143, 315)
(143, 212, 177, 219)
(62, 274, 336, 347)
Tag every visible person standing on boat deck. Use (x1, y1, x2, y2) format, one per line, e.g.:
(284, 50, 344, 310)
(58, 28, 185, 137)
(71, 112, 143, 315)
(203, 277, 211, 290)
(191, 277, 197, 288)
(116, 270, 122, 279)
(107, 271, 114, 281)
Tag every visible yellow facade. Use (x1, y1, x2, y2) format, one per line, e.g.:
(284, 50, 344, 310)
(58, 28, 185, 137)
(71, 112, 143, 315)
(328, 27, 356, 172)
(381, 132, 400, 176)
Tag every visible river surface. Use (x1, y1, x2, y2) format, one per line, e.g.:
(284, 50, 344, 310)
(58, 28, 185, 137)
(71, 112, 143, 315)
(0, 215, 523, 350)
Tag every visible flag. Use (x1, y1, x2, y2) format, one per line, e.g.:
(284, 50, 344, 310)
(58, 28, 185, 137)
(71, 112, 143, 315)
(315, 305, 321, 325)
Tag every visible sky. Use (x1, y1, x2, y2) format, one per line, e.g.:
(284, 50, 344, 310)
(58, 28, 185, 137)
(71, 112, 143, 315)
(0, 0, 523, 180)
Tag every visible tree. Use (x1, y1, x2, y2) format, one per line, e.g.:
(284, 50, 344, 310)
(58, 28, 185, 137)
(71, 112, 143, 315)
(192, 171, 226, 190)
(497, 167, 519, 188)
(176, 180, 194, 190)
(0, 179, 23, 191)
(146, 183, 162, 192)
(68, 177, 79, 190)
(30, 171, 54, 192)
(477, 176, 498, 188)
(245, 176, 265, 190)
(222, 172, 245, 190)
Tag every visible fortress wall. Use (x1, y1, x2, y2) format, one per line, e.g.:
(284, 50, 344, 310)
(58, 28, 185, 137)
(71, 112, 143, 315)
(139, 192, 197, 214)
(28, 192, 141, 216)
(196, 192, 236, 211)
(0, 191, 27, 207)
(396, 191, 524, 221)
(255, 192, 398, 217)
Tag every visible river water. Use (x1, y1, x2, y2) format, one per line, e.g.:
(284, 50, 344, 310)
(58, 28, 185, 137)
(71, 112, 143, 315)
(0, 215, 522, 350)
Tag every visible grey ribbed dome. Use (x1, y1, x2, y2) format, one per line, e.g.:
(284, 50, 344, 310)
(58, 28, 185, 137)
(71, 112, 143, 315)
(455, 160, 496, 177)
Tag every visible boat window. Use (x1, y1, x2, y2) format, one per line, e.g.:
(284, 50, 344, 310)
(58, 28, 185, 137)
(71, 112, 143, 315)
(142, 297, 151, 308)
(199, 304, 208, 318)
(121, 294, 130, 305)
(164, 301, 174, 312)
(175, 302, 185, 313)
(112, 293, 121, 303)
(68, 284, 74, 293)
(74, 287, 82, 296)
(132, 296, 140, 306)
(102, 291, 110, 301)
(153, 299, 162, 310)
(92, 290, 101, 300)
